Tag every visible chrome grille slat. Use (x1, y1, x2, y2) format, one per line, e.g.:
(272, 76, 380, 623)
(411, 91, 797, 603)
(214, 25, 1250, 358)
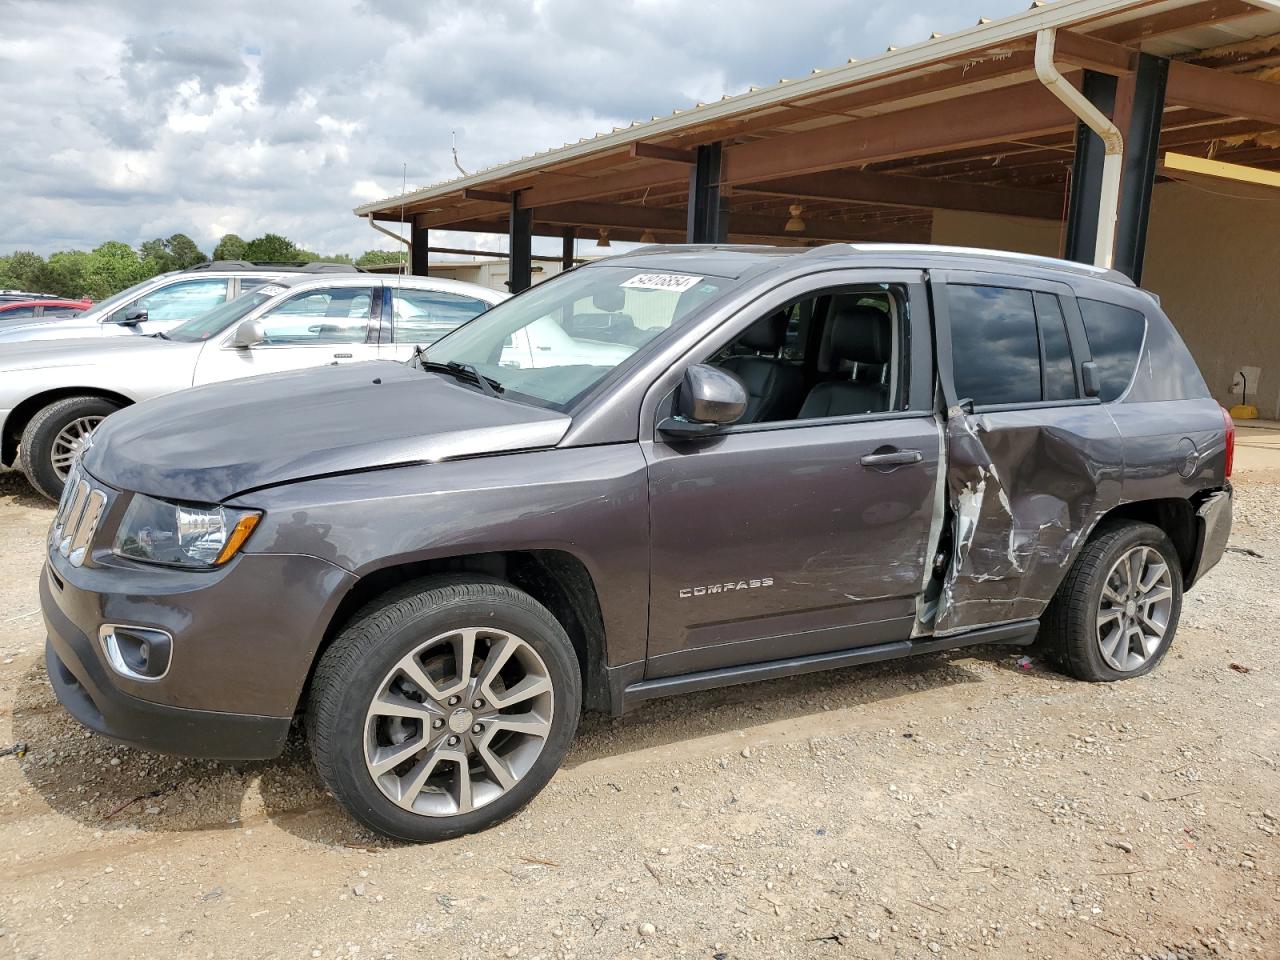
(50, 467, 110, 568)
(68, 490, 106, 567)
(58, 479, 91, 558)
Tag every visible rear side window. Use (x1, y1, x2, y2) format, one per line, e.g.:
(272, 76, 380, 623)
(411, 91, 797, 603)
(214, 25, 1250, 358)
(1079, 298, 1145, 401)
(948, 285, 1040, 406)
(391, 289, 490, 345)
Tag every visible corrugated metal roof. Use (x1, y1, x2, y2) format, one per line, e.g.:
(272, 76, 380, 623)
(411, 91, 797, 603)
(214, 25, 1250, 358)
(355, 0, 1280, 217)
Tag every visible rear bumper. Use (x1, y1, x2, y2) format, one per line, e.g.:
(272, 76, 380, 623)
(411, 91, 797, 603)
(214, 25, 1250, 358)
(43, 570, 292, 760)
(1188, 486, 1232, 588)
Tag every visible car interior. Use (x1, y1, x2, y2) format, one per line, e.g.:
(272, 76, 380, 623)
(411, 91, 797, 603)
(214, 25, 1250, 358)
(707, 286, 902, 424)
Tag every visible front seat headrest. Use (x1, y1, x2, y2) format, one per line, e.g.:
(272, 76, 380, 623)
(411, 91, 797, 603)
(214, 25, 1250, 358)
(737, 309, 790, 353)
(830, 306, 891, 365)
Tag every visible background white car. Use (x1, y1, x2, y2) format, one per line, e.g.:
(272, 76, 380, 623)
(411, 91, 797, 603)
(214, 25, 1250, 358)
(0, 261, 363, 343)
(0, 274, 505, 500)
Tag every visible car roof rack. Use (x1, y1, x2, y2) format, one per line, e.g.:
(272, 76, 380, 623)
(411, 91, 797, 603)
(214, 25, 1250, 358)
(185, 260, 368, 274)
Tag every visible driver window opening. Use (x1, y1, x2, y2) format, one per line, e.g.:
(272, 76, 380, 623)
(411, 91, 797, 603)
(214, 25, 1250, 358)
(706, 285, 904, 425)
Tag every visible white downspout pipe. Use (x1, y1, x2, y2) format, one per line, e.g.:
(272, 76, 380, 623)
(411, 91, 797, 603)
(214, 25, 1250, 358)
(364, 213, 412, 247)
(1034, 28, 1123, 269)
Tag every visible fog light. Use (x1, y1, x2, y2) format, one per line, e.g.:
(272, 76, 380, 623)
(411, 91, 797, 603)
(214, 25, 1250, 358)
(98, 625, 173, 681)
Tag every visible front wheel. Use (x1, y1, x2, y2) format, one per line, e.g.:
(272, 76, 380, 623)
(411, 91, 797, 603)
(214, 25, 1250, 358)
(1041, 522, 1183, 682)
(19, 396, 120, 502)
(306, 577, 581, 842)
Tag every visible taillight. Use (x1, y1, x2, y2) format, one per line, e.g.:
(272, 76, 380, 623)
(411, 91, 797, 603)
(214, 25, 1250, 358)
(1221, 405, 1235, 479)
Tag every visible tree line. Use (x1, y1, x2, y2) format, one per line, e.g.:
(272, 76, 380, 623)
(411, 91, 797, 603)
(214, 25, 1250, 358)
(0, 233, 407, 301)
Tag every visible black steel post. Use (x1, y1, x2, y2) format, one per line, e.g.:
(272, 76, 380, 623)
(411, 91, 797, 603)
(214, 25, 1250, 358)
(561, 228, 575, 272)
(1063, 70, 1117, 266)
(686, 142, 729, 243)
(509, 195, 532, 292)
(1113, 54, 1169, 283)
(410, 223, 430, 276)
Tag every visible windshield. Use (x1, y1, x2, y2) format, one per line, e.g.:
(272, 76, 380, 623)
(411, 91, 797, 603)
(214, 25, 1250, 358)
(422, 265, 736, 409)
(166, 285, 287, 342)
(83, 276, 167, 318)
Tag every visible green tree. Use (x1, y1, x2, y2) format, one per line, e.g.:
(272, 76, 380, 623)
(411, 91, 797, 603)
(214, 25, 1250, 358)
(44, 250, 92, 298)
(241, 233, 299, 263)
(166, 233, 207, 269)
(83, 241, 144, 300)
(3, 251, 48, 289)
(357, 249, 406, 267)
(140, 238, 176, 275)
(212, 233, 247, 261)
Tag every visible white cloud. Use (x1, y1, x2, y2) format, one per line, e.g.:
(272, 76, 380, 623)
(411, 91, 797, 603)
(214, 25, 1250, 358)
(1, 0, 1026, 257)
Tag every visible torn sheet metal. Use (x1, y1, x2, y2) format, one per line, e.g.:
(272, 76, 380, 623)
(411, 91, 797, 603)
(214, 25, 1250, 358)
(933, 404, 1122, 635)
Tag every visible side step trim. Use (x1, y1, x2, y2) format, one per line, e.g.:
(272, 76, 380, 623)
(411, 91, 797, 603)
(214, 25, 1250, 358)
(621, 619, 1038, 709)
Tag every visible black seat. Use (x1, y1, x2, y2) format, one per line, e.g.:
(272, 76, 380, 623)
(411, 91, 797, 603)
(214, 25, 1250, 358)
(799, 306, 892, 418)
(719, 310, 805, 423)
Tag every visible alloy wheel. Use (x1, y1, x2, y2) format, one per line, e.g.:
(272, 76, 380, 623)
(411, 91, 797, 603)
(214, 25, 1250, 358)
(1096, 545, 1174, 672)
(363, 627, 554, 817)
(50, 416, 104, 480)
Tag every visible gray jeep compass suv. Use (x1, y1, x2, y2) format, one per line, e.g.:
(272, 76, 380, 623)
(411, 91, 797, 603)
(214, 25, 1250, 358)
(41, 244, 1232, 842)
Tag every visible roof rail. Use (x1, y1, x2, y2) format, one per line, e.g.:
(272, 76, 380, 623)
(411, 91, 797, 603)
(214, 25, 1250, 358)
(185, 260, 368, 274)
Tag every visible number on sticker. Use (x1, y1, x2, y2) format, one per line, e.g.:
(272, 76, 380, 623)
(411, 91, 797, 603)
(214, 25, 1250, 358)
(620, 273, 703, 293)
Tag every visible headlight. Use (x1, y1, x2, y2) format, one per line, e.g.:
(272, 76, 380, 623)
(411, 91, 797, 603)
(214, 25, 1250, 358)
(114, 494, 261, 568)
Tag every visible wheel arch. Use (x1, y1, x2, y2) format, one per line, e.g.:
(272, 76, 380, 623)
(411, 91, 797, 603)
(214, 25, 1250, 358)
(304, 549, 611, 716)
(1087, 497, 1198, 584)
(2, 387, 133, 467)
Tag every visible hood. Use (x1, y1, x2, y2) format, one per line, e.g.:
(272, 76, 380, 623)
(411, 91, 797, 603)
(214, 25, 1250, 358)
(0, 315, 102, 341)
(83, 360, 572, 502)
(0, 334, 180, 372)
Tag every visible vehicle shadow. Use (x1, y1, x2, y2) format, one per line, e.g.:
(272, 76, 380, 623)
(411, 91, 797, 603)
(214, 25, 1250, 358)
(10, 643, 1055, 848)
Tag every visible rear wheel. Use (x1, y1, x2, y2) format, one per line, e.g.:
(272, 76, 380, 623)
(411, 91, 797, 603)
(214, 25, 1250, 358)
(19, 396, 120, 502)
(1041, 522, 1183, 682)
(306, 577, 581, 842)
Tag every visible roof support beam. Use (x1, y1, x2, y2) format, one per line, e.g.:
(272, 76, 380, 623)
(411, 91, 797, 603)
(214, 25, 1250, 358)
(462, 188, 514, 204)
(687, 143, 730, 243)
(516, 163, 684, 209)
(630, 142, 697, 164)
(1113, 53, 1169, 283)
(1053, 30, 1137, 75)
(1165, 58, 1280, 126)
(720, 80, 1079, 185)
(733, 168, 1064, 219)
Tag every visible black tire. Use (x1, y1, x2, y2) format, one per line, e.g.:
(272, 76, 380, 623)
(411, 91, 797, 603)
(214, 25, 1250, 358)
(18, 396, 121, 502)
(306, 576, 582, 842)
(1041, 521, 1183, 682)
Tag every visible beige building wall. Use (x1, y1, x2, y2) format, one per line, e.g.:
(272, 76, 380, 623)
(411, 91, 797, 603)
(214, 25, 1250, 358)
(931, 183, 1280, 417)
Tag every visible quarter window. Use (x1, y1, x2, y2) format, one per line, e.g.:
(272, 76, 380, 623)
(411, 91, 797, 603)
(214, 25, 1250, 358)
(1034, 292, 1077, 401)
(948, 285, 1041, 406)
(391, 289, 490, 345)
(1079, 298, 1146, 402)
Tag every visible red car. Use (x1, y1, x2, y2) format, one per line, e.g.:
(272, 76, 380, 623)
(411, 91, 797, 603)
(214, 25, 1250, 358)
(0, 298, 91, 319)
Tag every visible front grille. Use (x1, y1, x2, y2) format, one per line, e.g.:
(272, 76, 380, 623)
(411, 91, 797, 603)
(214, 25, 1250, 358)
(50, 463, 108, 568)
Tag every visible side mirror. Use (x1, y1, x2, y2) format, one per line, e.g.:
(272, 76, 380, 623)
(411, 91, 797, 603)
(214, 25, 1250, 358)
(116, 306, 148, 326)
(658, 364, 748, 438)
(1081, 360, 1101, 398)
(232, 318, 266, 349)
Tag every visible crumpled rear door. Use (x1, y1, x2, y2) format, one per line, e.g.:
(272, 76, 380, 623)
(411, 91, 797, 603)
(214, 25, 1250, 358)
(929, 271, 1124, 636)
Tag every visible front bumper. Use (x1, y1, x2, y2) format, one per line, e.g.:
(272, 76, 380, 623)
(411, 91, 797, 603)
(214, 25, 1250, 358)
(44, 594, 291, 761)
(40, 538, 355, 760)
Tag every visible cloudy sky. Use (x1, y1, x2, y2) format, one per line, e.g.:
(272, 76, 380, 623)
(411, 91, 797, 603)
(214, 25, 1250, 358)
(1, 0, 1025, 258)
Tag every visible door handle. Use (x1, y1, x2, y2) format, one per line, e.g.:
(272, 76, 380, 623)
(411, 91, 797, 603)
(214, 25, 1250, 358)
(860, 448, 923, 468)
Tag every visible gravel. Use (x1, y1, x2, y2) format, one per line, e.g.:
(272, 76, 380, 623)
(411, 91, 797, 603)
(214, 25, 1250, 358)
(0, 468, 1275, 959)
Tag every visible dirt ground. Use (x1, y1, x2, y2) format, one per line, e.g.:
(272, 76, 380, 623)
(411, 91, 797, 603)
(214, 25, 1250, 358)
(0, 462, 1276, 960)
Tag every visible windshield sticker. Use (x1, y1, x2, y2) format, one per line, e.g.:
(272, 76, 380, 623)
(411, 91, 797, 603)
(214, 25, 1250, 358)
(257, 284, 287, 297)
(621, 273, 703, 293)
